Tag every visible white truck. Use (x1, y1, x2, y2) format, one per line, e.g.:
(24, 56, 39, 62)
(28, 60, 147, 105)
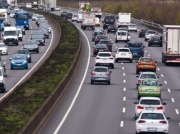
(81, 14, 95, 30)
(162, 25, 180, 65)
(44, 0, 56, 11)
(91, 7, 102, 19)
(118, 12, 131, 27)
(77, 11, 84, 23)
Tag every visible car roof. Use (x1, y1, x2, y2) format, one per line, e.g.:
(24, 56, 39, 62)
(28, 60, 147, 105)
(117, 30, 128, 32)
(98, 52, 112, 54)
(140, 110, 164, 114)
(140, 72, 157, 75)
(95, 44, 108, 48)
(94, 66, 108, 69)
(140, 97, 161, 100)
(118, 47, 130, 50)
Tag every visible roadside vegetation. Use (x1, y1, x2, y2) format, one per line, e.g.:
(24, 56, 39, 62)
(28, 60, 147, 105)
(0, 10, 79, 133)
(58, 0, 180, 25)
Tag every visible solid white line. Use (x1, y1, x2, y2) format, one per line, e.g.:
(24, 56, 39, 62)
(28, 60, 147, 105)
(123, 97, 126, 101)
(0, 21, 54, 101)
(123, 87, 126, 91)
(164, 81, 167, 84)
(179, 123, 180, 127)
(167, 89, 171, 93)
(116, 47, 117, 49)
(122, 107, 126, 113)
(175, 109, 179, 114)
(161, 74, 164, 77)
(123, 73, 125, 76)
(122, 67, 124, 70)
(123, 80, 126, 83)
(120, 121, 124, 127)
(171, 98, 175, 102)
(157, 68, 160, 71)
(113, 44, 115, 46)
(53, 26, 91, 134)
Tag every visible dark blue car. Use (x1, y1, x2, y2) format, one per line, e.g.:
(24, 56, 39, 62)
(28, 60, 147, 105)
(126, 42, 145, 58)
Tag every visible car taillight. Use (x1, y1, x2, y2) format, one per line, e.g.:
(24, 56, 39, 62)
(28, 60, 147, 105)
(157, 106, 163, 110)
(106, 71, 110, 75)
(129, 52, 132, 54)
(139, 88, 142, 92)
(138, 62, 141, 65)
(94, 48, 98, 51)
(138, 120, 146, 123)
(109, 57, 113, 60)
(159, 120, 167, 124)
(137, 105, 144, 109)
(104, 22, 106, 24)
(91, 71, 96, 75)
(149, 40, 153, 42)
(104, 49, 108, 51)
(157, 88, 160, 92)
(138, 80, 141, 84)
(95, 37, 98, 41)
(96, 57, 101, 59)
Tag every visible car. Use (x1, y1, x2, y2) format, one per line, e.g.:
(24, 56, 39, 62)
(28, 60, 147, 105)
(38, 5, 44, 10)
(17, 28, 23, 41)
(72, 14, 78, 22)
(94, 35, 109, 45)
(136, 72, 159, 89)
(148, 36, 163, 47)
(0, 67, 6, 93)
(94, 27, 106, 34)
(126, 42, 145, 59)
(138, 28, 148, 38)
(23, 40, 39, 53)
(66, 13, 73, 19)
(137, 79, 162, 99)
(35, 15, 45, 22)
(107, 24, 118, 33)
(9, 10, 15, 18)
(30, 35, 45, 46)
(28, 12, 34, 18)
(128, 24, 137, 32)
(99, 39, 113, 52)
(115, 30, 130, 43)
(95, 52, 115, 69)
(135, 111, 170, 134)
(115, 48, 132, 63)
(136, 57, 157, 74)
(39, 24, 51, 33)
(10, 54, 28, 70)
(61, 12, 67, 18)
(103, 15, 116, 29)
(0, 43, 8, 55)
(39, 28, 49, 39)
(90, 66, 111, 85)
(16, 49, 32, 63)
(54, 6, 60, 11)
(92, 30, 104, 41)
(117, 26, 128, 31)
(31, 30, 45, 38)
(32, 13, 38, 21)
(3, 19, 11, 27)
(16, 26, 25, 35)
(93, 44, 109, 56)
(134, 97, 166, 117)
(145, 30, 158, 41)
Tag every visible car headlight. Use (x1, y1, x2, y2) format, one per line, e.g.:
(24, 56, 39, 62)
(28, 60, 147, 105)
(24, 21, 27, 23)
(27, 55, 30, 58)
(11, 61, 15, 64)
(23, 60, 27, 64)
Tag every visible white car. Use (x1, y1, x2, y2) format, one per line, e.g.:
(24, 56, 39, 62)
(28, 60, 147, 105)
(0, 43, 8, 55)
(128, 24, 137, 32)
(136, 72, 159, 89)
(145, 30, 158, 41)
(134, 97, 166, 117)
(0, 67, 6, 92)
(135, 111, 170, 134)
(115, 30, 130, 43)
(72, 14, 78, 22)
(115, 48, 132, 63)
(32, 14, 38, 21)
(95, 52, 115, 69)
(17, 28, 23, 41)
(54, 6, 61, 11)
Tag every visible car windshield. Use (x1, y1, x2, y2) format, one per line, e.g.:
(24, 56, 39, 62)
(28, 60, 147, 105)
(118, 49, 129, 52)
(0, 44, 5, 47)
(98, 53, 111, 57)
(33, 14, 38, 17)
(140, 74, 157, 79)
(17, 30, 22, 34)
(10, 11, 14, 14)
(0, 70, 2, 76)
(94, 68, 107, 72)
(16, 14, 28, 19)
(148, 31, 156, 34)
(140, 100, 161, 105)
(25, 40, 36, 44)
(32, 35, 43, 39)
(12, 55, 26, 59)
(94, 32, 103, 36)
(152, 36, 160, 40)
(141, 113, 164, 120)
(140, 58, 153, 62)
(118, 32, 126, 35)
(17, 50, 29, 54)
(142, 80, 158, 86)
(100, 41, 110, 44)
(37, 15, 44, 19)
(4, 31, 17, 36)
(142, 29, 148, 32)
(128, 43, 142, 47)
(97, 36, 107, 39)
(73, 15, 77, 17)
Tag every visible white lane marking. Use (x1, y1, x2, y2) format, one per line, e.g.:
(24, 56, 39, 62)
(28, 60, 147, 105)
(123, 87, 126, 91)
(110, 39, 112, 40)
(121, 62, 123, 64)
(120, 121, 124, 127)
(161, 74, 164, 77)
(157, 68, 160, 71)
(175, 109, 179, 114)
(123, 73, 125, 76)
(167, 89, 171, 93)
(122, 107, 126, 113)
(123, 97, 126, 101)
(164, 81, 167, 84)
(148, 54, 150, 57)
(116, 47, 117, 49)
(122, 67, 124, 70)
(179, 123, 180, 127)
(54, 26, 91, 134)
(123, 80, 126, 83)
(113, 44, 115, 46)
(145, 51, 147, 53)
(171, 98, 175, 102)
(0, 22, 54, 101)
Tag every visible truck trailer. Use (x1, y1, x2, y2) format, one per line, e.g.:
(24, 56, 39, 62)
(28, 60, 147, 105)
(81, 14, 95, 30)
(162, 25, 180, 65)
(118, 12, 131, 27)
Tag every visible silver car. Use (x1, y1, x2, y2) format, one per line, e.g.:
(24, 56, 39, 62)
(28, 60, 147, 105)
(90, 66, 111, 85)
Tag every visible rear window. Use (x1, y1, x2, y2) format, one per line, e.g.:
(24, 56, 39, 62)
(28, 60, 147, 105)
(140, 58, 153, 62)
(148, 31, 156, 34)
(152, 36, 160, 40)
(97, 36, 107, 39)
(128, 43, 143, 47)
(94, 32, 103, 36)
(118, 49, 129, 52)
(100, 41, 110, 44)
(140, 74, 157, 79)
(118, 32, 126, 36)
(140, 100, 160, 105)
(94, 68, 107, 72)
(141, 113, 164, 120)
(98, 53, 111, 57)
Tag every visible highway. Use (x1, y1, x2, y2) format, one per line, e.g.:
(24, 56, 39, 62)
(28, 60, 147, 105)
(40, 9, 180, 134)
(0, 14, 57, 99)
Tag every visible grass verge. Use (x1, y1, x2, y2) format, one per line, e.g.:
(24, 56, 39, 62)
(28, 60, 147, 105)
(0, 9, 79, 133)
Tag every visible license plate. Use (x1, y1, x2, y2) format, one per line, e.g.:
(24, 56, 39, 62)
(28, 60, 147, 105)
(111, 30, 115, 31)
(144, 65, 149, 67)
(121, 53, 126, 55)
(29, 48, 33, 50)
(16, 64, 21, 66)
(99, 49, 103, 52)
(147, 128, 157, 131)
(146, 107, 154, 110)
(9, 42, 13, 44)
(146, 89, 153, 92)
(102, 58, 107, 60)
(176, 58, 180, 60)
(98, 78, 105, 80)
(154, 41, 158, 42)
(133, 53, 137, 55)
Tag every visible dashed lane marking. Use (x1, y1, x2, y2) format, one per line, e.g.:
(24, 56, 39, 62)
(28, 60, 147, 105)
(122, 107, 126, 113)
(123, 73, 125, 76)
(157, 68, 160, 71)
(161, 74, 164, 77)
(121, 62, 123, 64)
(122, 67, 124, 70)
(167, 89, 171, 93)
(148, 54, 150, 57)
(123, 80, 126, 83)
(123, 87, 126, 91)
(175, 109, 179, 114)
(145, 51, 147, 53)
(171, 98, 175, 102)
(123, 97, 126, 101)
(120, 121, 124, 127)
(164, 81, 167, 84)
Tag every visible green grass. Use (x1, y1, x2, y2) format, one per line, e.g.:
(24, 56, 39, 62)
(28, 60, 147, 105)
(0, 10, 80, 133)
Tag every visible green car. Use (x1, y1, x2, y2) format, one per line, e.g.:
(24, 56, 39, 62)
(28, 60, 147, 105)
(137, 79, 162, 99)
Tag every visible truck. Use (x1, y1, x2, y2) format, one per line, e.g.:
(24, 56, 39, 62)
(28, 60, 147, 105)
(91, 7, 102, 19)
(79, 1, 90, 13)
(0, 9, 7, 20)
(44, 0, 56, 11)
(77, 10, 84, 23)
(162, 25, 180, 65)
(118, 12, 131, 28)
(81, 14, 95, 30)
(15, 10, 29, 30)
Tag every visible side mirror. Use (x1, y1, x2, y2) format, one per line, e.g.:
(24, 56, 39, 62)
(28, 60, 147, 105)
(110, 71, 112, 73)
(159, 84, 162, 86)
(134, 115, 138, 120)
(162, 102, 166, 105)
(9, 58, 12, 60)
(166, 117, 170, 120)
(136, 75, 139, 78)
(136, 83, 140, 86)
(133, 101, 138, 104)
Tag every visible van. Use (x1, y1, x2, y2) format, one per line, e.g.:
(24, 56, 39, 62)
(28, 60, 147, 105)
(3, 27, 19, 45)
(128, 24, 137, 32)
(103, 15, 115, 29)
(115, 30, 130, 43)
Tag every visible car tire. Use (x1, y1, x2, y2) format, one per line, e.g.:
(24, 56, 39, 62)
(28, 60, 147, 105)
(145, 38, 147, 41)
(115, 59, 118, 63)
(25, 66, 28, 69)
(115, 39, 117, 43)
(91, 81, 93, 84)
(37, 50, 39, 53)
(107, 31, 109, 33)
(111, 64, 114, 69)
(136, 69, 139, 74)
(138, 94, 140, 100)
(16, 43, 18, 46)
(148, 44, 151, 47)
(108, 81, 110, 85)
(130, 59, 132, 63)
(160, 45, 162, 47)
(11, 67, 13, 70)
(29, 58, 31, 63)
(136, 131, 138, 134)
(2, 88, 5, 93)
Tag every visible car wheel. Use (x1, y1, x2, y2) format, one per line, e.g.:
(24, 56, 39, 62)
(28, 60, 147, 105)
(11, 67, 13, 70)
(77, 21, 79, 23)
(29, 58, 31, 63)
(136, 131, 138, 134)
(16, 43, 18, 46)
(111, 64, 114, 69)
(115, 59, 118, 63)
(108, 81, 110, 85)
(136, 69, 139, 74)
(115, 40, 117, 43)
(91, 80, 93, 84)
(136, 85, 138, 90)
(138, 94, 140, 100)
(83, 28, 85, 30)
(37, 50, 39, 53)
(148, 44, 151, 47)
(2, 88, 5, 93)
(107, 31, 109, 33)
(130, 59, 132, 63)
(139, 35, 141, 38)
(160, 45, 162, 47)
(145, 38, 147, 41)
(25, 66, 28, 69)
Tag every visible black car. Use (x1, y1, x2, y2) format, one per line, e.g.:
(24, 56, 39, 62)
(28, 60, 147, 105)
(23, 40, 39, 53)
(107, 24, 118, 33)
(66, 13, 73, 19)
(93, 44, 109, 56)
(92, 30, 104, 41)
(99, 39, 113, 52)
(61, 12, 67, 18)
(103, 15, 115, 29)
(31, 35, 45, 46)
(94, 35, 109, 45)
(3, 19, 11, 27)
(138, 29, 149, 38)
(16, 49, 32, 63)
(148, 36, 162, 47)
